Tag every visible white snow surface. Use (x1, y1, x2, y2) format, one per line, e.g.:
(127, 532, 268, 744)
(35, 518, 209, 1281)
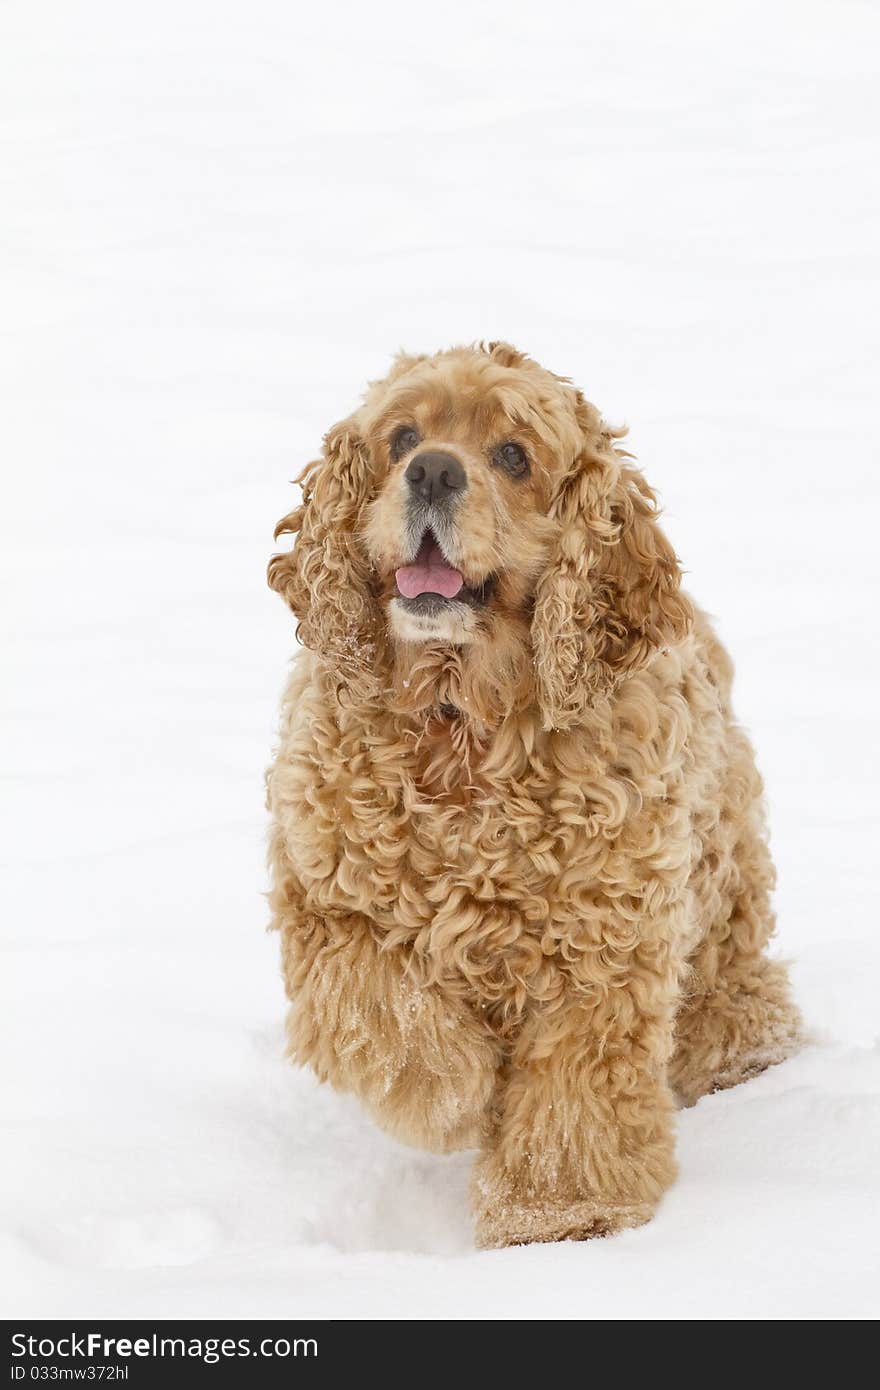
(2, 0, 880, 1320)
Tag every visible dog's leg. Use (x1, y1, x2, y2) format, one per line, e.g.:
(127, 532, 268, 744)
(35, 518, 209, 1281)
(471, 935, 681, 1248)
(671, 940, 802, 1108)
(670, 791, 803, 1108)
(275, 896, 501, 1153)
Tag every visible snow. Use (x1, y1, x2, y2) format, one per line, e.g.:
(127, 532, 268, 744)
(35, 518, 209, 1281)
(2, 0, 879, 1320)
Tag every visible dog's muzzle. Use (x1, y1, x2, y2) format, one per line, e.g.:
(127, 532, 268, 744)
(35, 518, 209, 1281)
(394, 450, 469, 602)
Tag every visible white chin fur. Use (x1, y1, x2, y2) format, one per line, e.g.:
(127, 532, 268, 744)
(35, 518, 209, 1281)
(388, 597, 478, 645)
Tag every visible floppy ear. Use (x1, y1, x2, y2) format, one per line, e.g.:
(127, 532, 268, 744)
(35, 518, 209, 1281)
(268, 418, 385, 703)
(532, 406, 693, 730)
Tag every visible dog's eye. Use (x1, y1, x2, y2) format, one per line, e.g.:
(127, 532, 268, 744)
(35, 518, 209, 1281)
(495, 441, 529, 478)
(391, 426, 420, 460)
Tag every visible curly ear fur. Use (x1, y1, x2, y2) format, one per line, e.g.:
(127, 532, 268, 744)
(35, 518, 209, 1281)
(268, 419, 385, 703)
(532, 403, 693, 731)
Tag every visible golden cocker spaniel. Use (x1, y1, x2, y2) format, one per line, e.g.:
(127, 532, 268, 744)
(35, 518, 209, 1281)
(266, 342, 802, 1247)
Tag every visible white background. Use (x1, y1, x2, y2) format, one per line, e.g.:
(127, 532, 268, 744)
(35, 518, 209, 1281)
(2, 0, 879, 1319)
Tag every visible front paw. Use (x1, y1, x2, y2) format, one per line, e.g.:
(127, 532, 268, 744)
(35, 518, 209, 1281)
(287, 982, 500, 1154)
(472, 1182, 655, 1248)
(365, 1056, 494, 1154)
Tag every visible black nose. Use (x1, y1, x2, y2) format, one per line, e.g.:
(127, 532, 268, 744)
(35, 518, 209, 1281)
(404, 451, 467, 505)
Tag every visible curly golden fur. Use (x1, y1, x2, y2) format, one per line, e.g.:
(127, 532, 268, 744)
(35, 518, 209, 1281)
(266, 342, 802, 1247)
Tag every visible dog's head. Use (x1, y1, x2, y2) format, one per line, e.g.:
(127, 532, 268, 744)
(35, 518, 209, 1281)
(269, 343, 692, 728)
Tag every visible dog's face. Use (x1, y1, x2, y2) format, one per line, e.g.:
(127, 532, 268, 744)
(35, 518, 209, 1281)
(360, 348, 575, 647)
(270, 343, 692, 730)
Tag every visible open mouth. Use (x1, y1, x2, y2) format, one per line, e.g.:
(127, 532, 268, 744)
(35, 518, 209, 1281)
(395, 529, 463, 600)
(394, 530, 495, 610)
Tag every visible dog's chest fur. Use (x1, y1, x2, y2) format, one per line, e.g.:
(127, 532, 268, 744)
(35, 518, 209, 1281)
(271, 644, 728, 1024)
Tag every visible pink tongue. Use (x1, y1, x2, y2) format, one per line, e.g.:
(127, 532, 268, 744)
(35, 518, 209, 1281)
(395, 538, 463, 599)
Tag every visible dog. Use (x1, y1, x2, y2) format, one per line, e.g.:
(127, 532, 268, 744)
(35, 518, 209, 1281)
(266, 341, 802, 1247)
